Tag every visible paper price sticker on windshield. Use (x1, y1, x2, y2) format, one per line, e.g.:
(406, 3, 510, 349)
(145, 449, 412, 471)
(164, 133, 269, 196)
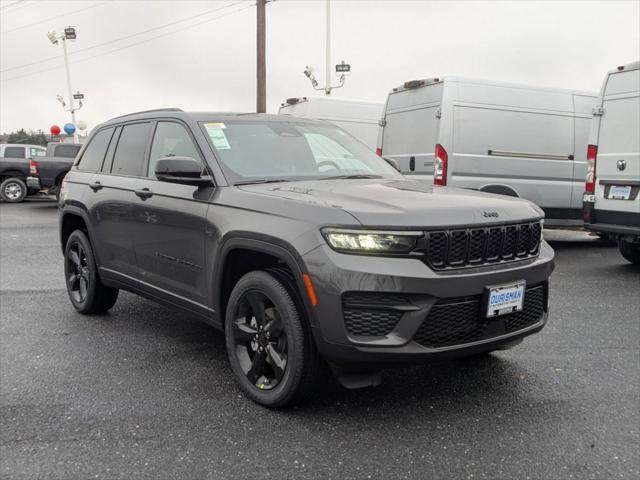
(204, 123, 231, 150)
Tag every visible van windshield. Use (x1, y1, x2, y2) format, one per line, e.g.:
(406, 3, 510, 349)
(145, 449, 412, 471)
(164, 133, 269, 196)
(200, 120, 400, 184)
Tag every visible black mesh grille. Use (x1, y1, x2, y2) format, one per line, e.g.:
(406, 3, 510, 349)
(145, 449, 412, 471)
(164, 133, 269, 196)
(503, 225, 518, 259)
(448, 230, 468, 265)
(427, 232, 447, 267)
(424, 221, 541, 270)
(486, 227, 503, 260)
(504, 286, 546, 333)
(412, 285, 546, 348)
(342, 292, 408, 337)
(469, 229, 486, 264)
(343, 309, 402, 336)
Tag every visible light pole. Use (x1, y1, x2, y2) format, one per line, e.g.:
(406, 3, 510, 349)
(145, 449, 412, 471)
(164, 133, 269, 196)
(303, 0, 350, 95)
(48, 27, 82, 142)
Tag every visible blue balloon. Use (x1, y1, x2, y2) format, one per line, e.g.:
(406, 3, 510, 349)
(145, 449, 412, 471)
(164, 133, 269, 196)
(63, 123, 76, 135)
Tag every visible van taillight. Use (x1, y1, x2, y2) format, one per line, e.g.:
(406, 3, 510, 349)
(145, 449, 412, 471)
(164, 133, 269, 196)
(585, 144, 598, 194)
(433, 144, 448, 186)
(29, 159, 39, 175)
(375, 148, 383, 157)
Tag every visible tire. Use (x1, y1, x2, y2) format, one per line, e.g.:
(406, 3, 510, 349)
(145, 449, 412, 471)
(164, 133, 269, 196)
(0, 178, 27, 203)
(618, 240, 640, 265)
(224, 270, 325, 408)
(64, 230, 119, 314)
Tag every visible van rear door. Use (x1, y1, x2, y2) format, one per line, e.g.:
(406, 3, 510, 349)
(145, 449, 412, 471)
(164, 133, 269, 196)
(381, 82, 442, 176)
(594, 67, 640, 212)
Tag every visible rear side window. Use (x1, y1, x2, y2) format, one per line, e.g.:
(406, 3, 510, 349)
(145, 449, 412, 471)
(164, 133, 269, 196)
(110, 123, 151, 176)
(54, 144, 81, 158)
(77, 128, 114, 172)
(148, 122, 202, 177)
(4, 146, 25, 158)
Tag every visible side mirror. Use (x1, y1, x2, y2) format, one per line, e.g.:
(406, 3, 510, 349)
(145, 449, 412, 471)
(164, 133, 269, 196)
(155, 156, 213, 186)
(383, 156, 400, 172)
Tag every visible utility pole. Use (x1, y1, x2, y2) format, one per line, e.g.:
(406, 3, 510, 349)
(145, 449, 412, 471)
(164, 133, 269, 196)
(256, 0, 266, 113)
(325, 0, 331, 95)
(48, 27, 83, 142)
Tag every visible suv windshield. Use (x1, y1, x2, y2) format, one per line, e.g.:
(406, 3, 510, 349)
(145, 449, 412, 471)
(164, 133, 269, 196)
(200, 120, 400, 184)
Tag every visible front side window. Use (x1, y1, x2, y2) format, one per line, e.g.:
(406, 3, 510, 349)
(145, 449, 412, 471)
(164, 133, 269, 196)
(148, 122, 202, 177)
(77, 128, 114, 172)
(200, 120, 401, 184)
(30, 147, 46, 157)
(4, 146, 25, 159)
(110, 122, 151, 177)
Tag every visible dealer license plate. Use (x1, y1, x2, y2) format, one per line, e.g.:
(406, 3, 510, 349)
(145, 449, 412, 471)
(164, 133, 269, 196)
(608, 185, 632, 200)
(486, 283, 525, 318)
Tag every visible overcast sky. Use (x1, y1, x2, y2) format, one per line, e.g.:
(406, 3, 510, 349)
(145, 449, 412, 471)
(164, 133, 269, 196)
(1, 0, 638, 133)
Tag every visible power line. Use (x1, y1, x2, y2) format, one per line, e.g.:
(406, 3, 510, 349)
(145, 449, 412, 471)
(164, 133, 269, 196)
(0, 0, 29, 11)
(1, 1, 244, 73)
(1, 3, 254, 83)
(1, 1, 109, 35)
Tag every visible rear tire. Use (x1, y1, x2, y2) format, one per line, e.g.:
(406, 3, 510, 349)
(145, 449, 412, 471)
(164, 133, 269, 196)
(618, 240, 640, 265)
(224, 270, 325, 408)
(64, 230, 119, 314)
(0, 178, 27, 203)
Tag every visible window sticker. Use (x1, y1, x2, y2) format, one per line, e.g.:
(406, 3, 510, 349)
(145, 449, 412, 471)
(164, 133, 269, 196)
(204, 123, 231, 150)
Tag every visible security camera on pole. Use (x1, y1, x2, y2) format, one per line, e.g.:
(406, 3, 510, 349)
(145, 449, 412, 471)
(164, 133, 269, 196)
(48, 27, 83, 142)
(303, 0, 350, 95)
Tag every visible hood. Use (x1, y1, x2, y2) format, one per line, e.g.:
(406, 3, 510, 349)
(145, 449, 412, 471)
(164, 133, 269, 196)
(238, 178, 543, 228)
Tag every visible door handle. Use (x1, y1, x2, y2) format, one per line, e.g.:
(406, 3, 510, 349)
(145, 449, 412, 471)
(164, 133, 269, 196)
(89, 180, 103, 192)
(134, 188, 153, 199)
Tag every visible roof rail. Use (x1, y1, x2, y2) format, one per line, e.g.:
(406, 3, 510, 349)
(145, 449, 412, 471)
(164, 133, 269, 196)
(111, 108, 184, 120)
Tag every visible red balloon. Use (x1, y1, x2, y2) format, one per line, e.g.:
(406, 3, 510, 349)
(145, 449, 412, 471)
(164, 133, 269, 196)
(50, 125, 61, 135)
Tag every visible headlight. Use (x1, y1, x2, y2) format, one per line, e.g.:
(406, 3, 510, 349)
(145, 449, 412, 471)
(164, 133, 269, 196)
(322, 228, 422, 254)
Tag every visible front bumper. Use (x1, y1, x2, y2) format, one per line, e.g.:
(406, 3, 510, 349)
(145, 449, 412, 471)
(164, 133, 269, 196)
(26, 176, 41, 191)
(302, 241, 555, 367)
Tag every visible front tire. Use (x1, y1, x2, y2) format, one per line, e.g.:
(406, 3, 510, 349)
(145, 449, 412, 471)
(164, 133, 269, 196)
(618, 240, 640, 265)
(64, 230, 119, 314)
(0, 178, 27, 203)
(224, 270, 324, 408)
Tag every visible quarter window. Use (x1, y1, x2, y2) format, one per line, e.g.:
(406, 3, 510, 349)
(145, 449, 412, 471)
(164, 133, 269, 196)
(110, 123, 151, 177)
(77, 128, 114, 172)
(148, 122, 202, 177)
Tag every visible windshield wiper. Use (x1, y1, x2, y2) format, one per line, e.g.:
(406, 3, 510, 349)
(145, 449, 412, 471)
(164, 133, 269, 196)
(321, 174, 383, 180)
(234, 178, 291, 186)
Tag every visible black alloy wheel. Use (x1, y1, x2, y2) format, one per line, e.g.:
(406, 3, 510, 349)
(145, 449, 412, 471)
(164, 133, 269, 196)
(64, 230, 119, 314)
(224, 270, 326, 408)
(66, 241, 90, 304)
(231, 290, 288, 390)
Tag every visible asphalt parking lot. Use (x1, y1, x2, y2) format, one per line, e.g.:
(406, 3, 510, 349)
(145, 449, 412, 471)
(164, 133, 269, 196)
(1, 198, 639, 480)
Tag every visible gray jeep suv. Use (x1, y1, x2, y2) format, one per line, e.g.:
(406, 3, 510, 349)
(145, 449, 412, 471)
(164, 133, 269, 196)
(59, 109, 555, 407)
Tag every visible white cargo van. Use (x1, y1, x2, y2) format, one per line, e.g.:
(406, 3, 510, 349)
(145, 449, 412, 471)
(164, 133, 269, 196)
(583, 61, 640, 264)
(377, 77, 597, 226)
(278, 97, 383, 151)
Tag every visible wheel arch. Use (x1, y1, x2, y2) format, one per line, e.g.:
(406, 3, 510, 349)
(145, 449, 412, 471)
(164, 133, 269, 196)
(0, 169, 26, 180)
(59, 207, 98, 259)
(214, 234, 316, 329)
(479, 184, 520, 197)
